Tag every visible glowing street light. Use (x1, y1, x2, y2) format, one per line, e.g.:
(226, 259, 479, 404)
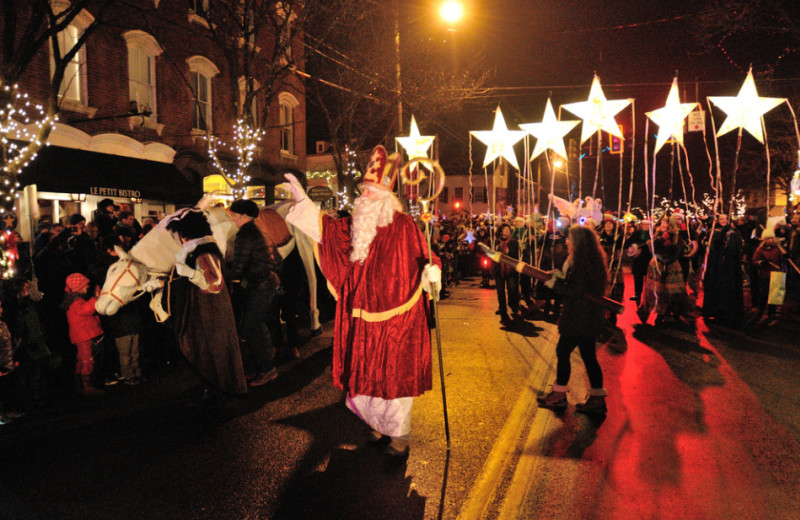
(439, 1, 464, 26)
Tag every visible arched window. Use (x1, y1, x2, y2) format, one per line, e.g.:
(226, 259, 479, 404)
(123, 31, 163, 120)
(278, 92, 299, 156)
(186, 55, 220, 132)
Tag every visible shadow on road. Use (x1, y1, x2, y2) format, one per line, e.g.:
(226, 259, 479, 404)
(533, 410, 607, 460)
(500, 319, 543, 337)
(632, 323, 725, 390)
(273, 403, 426, 520)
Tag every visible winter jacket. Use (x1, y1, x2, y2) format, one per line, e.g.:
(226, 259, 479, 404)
(64, 295, 103, 344)
(552, 260, 606, 338)
(228, 220, 282, 290)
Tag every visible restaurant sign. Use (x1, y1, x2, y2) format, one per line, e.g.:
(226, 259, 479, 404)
(308, 186, 333, 202)
(89, 187, 142, 198)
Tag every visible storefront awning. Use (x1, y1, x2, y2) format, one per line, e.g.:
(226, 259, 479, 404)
(19, 145, 203, 204)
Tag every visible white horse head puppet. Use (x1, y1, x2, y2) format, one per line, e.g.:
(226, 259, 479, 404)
(95, 193, 237, 317)
(95, 247, 149, 316)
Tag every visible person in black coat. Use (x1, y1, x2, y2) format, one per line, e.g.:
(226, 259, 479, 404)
(538, 224, 609, 416)
(228, 199, 282, 387)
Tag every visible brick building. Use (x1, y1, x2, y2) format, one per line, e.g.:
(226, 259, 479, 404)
(6, 0, 306, 238)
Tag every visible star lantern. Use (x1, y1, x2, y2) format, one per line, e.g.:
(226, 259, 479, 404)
(646, 77, 699, 154)
(708, 68, 785, 144)
(562, 75, 631, 144)
(470, 107, 526, 169)
(519, 98, 580, 161)
(396, 115, 435, 160)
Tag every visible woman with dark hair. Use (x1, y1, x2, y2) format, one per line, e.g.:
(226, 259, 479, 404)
(164, 209, 247, 406)
(537, 224, 609, 416)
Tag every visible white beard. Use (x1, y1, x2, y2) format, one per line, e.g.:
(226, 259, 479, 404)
(350, 188, 402, 264)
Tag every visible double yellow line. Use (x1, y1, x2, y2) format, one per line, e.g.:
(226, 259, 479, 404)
(457, 327, 559, 520)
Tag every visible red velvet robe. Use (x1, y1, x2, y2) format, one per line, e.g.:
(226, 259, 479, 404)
(317, 212, 439, 399)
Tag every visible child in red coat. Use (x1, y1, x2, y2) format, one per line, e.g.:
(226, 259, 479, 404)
(62, 273, 104, 396)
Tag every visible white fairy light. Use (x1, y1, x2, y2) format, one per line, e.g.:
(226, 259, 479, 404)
(205, 118, 265, 199)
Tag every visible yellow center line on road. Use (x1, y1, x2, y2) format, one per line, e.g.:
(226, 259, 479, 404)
(496, 399, 561, 520)
(456, 326, 559, 520)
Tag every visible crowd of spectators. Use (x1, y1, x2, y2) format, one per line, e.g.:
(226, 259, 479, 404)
(0, 197, 314, 422)
(428, 206, 800, 332)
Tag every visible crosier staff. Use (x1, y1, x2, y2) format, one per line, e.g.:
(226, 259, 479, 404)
(401, 157, 451, 450)
(479, 242, 625, 315)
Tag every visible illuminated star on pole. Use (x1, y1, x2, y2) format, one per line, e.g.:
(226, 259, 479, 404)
(519, 98, 580, 161)
(470, 106, 526, 169)
(646, 77, 699, 154)
(708, 68, 786, 144)
(562, 75, 631, 144)
(396, 115, 435, 159)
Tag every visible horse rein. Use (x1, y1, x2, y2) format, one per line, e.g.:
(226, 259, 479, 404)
(99, 260, 144, 305)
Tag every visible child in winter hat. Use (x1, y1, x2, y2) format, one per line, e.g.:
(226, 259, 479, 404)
(62, 273, 104, 396)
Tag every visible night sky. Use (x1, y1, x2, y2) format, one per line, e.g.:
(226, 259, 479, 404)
(306, 1, 795, 209)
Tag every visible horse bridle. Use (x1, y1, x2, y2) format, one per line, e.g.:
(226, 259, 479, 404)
(99, 259, 145, 305)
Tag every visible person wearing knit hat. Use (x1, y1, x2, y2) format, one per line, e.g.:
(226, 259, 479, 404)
(228, 198, 282, 387)
(752, 226, 783, 321)
(62, 273, 104, 396)
(65, 272, 90, 294)
(229, 199, 259, 219)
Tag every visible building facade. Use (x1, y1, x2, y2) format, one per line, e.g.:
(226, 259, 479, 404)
(5, 0, 306, 238)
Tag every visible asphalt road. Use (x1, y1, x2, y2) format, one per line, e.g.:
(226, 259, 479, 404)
(1, 272, 799, 520)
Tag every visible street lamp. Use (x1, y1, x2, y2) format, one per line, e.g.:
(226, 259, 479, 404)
(394, 0, 465, 134)
(439, 1, 464, 26)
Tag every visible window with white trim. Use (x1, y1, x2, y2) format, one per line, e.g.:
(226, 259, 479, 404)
(123, 31, 162, 120)
(191, 72, 211, 131)
(186, 56, 220, 132)
(280, 102, 293, 154)
(278, 92, 299, 155)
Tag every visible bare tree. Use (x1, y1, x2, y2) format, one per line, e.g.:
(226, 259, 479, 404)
(304, 0, 490, 206)
(139, 0, 314, 197)
(0, 0, 119, 210)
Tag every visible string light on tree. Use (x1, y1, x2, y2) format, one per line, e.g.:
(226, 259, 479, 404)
(205, 118, 265, 199)
(1, 82, 58, 214)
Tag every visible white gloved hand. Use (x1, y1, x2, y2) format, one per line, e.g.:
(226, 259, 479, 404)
(284, 173, 307, 202)
(422, 264, 442, 297)
(175, 262, 195, 278)
(142, 278, 164, 293)
(544, 268, 563, 289)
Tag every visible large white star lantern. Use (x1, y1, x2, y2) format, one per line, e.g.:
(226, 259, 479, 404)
(562, 75, 631, 144)
(470, 107, 526, 169)
(396, 115, 435, 159)
(709, 68, 786, 144)
(519, 98, 580, 161)
(646, 77, 699, 154)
